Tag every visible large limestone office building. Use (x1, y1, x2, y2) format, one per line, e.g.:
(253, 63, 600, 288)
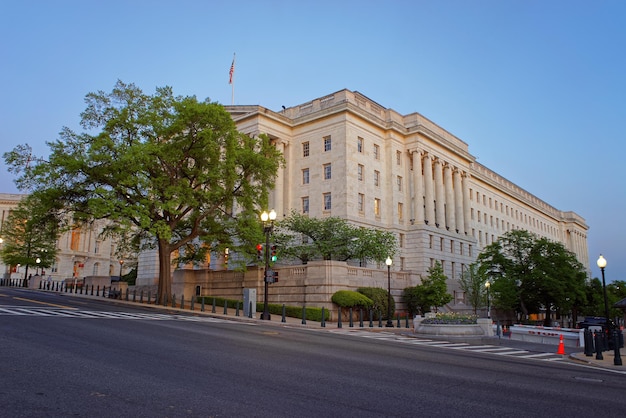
(224, 89, 589, 306)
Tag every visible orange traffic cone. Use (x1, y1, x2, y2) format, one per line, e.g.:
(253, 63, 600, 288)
(556, 334, 566, 355)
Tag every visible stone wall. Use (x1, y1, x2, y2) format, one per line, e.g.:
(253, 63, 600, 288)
(172, 260, 415, 314)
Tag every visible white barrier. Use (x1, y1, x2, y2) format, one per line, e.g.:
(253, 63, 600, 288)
(501, 324, 584, 348)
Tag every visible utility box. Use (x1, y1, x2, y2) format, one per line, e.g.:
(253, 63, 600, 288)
(243, 288, 257, 318)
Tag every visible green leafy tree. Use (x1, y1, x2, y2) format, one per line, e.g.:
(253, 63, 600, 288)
(0, 195, 59, 282)
(477, 229, 587, 325)
(403, 286, 429, 317)
(4, 81, 282, 302)
(275, 211, 397, 264)
(458, 263, 487, 315)
(420, 261, 453, 313)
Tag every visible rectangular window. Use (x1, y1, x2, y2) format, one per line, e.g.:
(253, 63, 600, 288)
(374, 198, 381, 217)
(374, 170, 380, 187)
(358, 193, 365, 213)
(396, 150, 402, 165)
(324, 136, 332, 152)
(324, 163, 332, 180)
(399, 233, 405, 248)
(374, 144, 380, 160)
(397, 175, 403, 191)
(303, 141, 310, 157)
(357, 137, 363, 153)
(358, 164, 364, 181)
(397, 202, 403, 222)
(302, 196, 309, 213)
(302, 168, 309, 184)
(323, 193, 332, 210)
(70, 229, 80, 251)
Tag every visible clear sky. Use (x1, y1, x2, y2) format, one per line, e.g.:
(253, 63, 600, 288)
(1, 0, 624, 282)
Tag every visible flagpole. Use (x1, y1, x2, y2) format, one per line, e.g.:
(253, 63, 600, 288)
(229, 53, 236, 105)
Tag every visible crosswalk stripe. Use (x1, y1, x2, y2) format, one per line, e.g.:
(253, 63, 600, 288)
(493, 350, 529, 355)
(327, 328, 563, 362)
(518, 352, 558, 359)
(0, 306, 226, 323)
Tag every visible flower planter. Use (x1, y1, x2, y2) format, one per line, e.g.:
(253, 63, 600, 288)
(414, 317, 494, 337)
(415, 323, 485, 336)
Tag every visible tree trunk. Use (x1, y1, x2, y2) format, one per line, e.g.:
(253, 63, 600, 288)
(157, 239, 172, 304)
(543, 300, 552, 327)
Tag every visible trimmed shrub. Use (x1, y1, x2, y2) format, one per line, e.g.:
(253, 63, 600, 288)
(357, 287, 395, 320)
(331, 290, 373, 309)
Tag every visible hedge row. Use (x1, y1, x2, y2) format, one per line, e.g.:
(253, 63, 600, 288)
(198, 296, 330, 322)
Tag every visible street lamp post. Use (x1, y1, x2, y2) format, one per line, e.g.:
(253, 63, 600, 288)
(119, 259, 124, 278)
(596, 255, 611, 331)
(385, 256, 393, 328)
(485, 280, 491, 319)
(36, 257, 41, 275)
(260, 209, 277, 320)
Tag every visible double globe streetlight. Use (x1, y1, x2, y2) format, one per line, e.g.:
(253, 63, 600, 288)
(260, 209, 277, 320)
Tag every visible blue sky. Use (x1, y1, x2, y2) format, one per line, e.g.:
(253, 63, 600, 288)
(1, 0, 624, 281)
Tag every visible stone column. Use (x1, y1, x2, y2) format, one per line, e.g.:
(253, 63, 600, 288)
(434, 158, 445, 228)
(444, 163, 455, 231)
(423, 154, 435, 225)
(411, 150, 424, 224)
(462, 173, 471, 235)
(453, 168, 464, 234)
(273, 141, 285, 215)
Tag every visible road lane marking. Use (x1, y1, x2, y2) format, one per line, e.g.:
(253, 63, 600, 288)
(13, 297, 77, 310)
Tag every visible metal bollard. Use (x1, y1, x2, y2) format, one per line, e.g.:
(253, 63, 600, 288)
(359, 309, 364, 328)
(133, 289, 136, 302)
(369, 309, 374, 327)
(125, 288, 129, 301)
(397, 314, 400, 328)
(614, 329, 622, 366)
(224, 299, 228, 315)
(190, 296, 194, 311)
(281, 304, 286, 323)
(212, 297, 216, 313)
(349, 308, 353, 328)
(321, 307, 326, 328)
(378, 311, 382, 328)
(201, 297, 205, 312)
(248, 302, 253, 318)
(406, 314, 409, 328)
(337, 308, 342, 329)
(147, 291, 151, 304)
(302, 306, 306, 325)
(181, 295, 185, 310)
(595, 331, 604, 360)
(584, 328, 594, 357)
(236, 301, 240, 317)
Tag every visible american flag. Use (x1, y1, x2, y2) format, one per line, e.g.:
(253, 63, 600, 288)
(229, 55, 235, 84)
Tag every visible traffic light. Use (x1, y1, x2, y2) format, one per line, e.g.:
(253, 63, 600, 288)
(256, 243, 263, 260)
(270, 245, 278, 262)
(272, 270, 279, 283)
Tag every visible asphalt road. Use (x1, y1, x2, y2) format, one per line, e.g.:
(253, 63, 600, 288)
(1, 287, 625, 418)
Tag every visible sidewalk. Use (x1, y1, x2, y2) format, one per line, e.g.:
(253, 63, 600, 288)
(569, 347, 626, 371)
